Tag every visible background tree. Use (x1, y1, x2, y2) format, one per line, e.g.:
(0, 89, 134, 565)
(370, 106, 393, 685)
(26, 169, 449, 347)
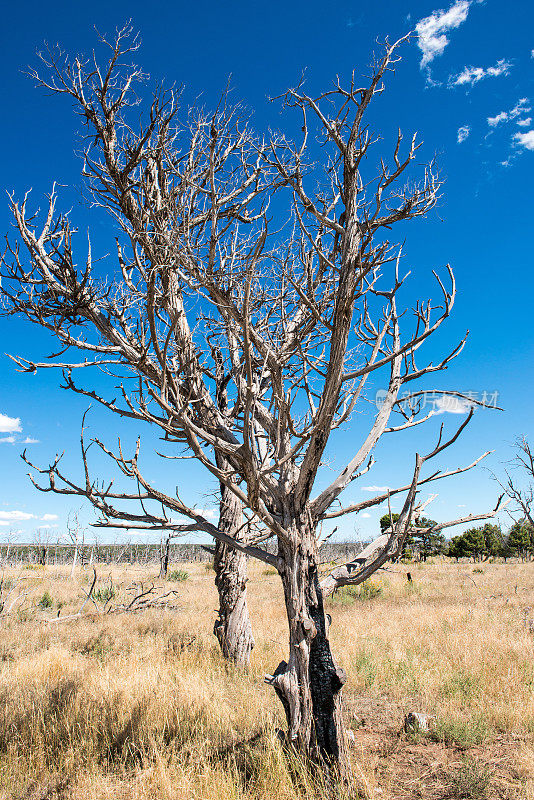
(447, 534, 465, 561)
(380, 511, 444, 560)
(480, 523, 503, 560)
(0, 28, 503, 778)
(446, 523, 504, 562)
(507, 520, 534, 561)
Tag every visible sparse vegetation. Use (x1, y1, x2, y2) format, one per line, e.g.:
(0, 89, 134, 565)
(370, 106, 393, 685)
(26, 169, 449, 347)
(0, 559, 531, 799)
(449, 755, 491, 799)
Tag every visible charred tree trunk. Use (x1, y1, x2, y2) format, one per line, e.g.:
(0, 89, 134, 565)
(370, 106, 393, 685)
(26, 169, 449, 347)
(159, 534, 171, 578)
(213, 468, 254, 669)
(268, 518, 350, 780)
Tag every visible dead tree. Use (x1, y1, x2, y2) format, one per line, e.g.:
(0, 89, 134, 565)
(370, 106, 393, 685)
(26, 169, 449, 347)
(158, 531, 173, 578)
(500, 437, 534, 527)
(1, 27, 502, 778)
(66, 510, 85, 579)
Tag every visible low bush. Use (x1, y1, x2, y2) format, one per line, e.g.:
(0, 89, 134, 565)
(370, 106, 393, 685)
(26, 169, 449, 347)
(168, 569, 189, 582)
(38, 591, 53, 609)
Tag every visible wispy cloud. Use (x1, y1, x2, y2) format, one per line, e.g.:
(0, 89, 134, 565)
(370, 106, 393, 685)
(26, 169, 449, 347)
(488, 98, 530, 127)
(0, 436, 16, 444)
(22, 437, 39, 445)
(449, 59, 512, 87)
(416, 0, 471, 69)
(517, 117, 532, 127)
(41, 514, 58, 521)
(457, 125, 470, 143)
(514, 130, 534, 151)
(0, 413, 21, 434)
(361, 485, 390, 493)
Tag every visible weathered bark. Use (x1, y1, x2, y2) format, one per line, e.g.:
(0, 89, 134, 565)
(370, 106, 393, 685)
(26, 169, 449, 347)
(213, 476, 254, 669)
(268, 519, 350, 780)
(159, 535, 171, 578)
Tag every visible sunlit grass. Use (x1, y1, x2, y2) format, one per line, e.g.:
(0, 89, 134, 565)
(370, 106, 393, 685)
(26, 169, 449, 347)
(0, 558, 532, 798)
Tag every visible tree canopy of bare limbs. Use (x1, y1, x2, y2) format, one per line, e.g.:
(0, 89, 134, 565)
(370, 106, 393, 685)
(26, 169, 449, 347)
(1, 26, 505, 779)
(499, 437, 534, 528)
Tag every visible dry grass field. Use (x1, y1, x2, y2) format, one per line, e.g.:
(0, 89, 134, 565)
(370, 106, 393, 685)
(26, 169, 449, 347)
(0, 558, 532, 800)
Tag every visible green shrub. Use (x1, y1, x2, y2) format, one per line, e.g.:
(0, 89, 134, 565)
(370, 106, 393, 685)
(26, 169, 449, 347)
(168, 569, 189, 582)
(94, 585, 116, 603)
(38, 591, 53, 609)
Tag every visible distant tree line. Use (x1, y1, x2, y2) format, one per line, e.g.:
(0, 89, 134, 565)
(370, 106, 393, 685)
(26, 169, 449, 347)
(448, 521, 534, 562)
(0, 539, 365, 567)
(379, 514, 534, 563)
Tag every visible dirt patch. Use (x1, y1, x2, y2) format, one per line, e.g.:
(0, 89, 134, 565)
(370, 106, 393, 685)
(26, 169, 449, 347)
(347, 697, 530, 799)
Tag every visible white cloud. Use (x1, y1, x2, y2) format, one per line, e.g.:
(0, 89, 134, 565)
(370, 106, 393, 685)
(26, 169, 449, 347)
(488, 111, 508, 127)
(39, 524, 58, 530)
(0, 413, 21, 434)
(433, 395, 473, 414)
(361, 485, 390, 493)
(0, 510, 35, 522)
(416, 1, 471, 69)
(0, 436, 16, 444)
(488, 98, 531, 127)
(180, 508, 217, 520)
(41, 514, 58, 521)
(517, 117, 532, 127)
(514, 130, 534, 151)
(361, 512, 371, 519)
(449, 59, 512, 87)
(0, 521, 9, 527)
(22, 437, 39, 445)
(457, 125, 470, 143)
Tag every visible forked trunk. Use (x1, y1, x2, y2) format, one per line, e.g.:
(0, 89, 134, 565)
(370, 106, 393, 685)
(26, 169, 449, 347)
(213, 477, 254, 669)
(268, 519, 351, 781)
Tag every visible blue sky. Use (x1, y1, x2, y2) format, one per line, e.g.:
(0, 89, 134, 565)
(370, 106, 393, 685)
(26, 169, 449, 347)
(0, 0, 533, 544)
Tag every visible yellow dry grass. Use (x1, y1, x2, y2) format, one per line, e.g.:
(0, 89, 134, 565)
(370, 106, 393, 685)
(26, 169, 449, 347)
(0, 558, 532, 799)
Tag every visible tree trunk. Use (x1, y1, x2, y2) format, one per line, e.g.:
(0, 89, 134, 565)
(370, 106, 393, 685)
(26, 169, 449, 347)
(70, 545, 78, 580)
(213, 476, 254, 669)
(159, 535, 170, 579)
(268, 520, 351, 781)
